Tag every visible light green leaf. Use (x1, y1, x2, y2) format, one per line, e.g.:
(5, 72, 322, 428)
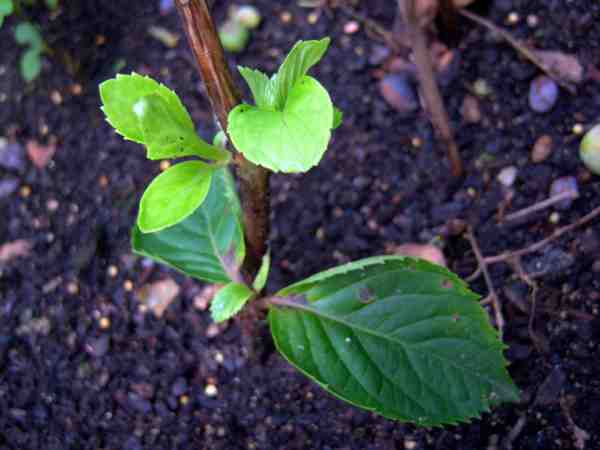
(238, 66, 274, 110)
(252, 252, 270, 292)
(20, 48, 41, 82)
(15, 22, 42, 49)
(228, 76, 333, 173)
(269, 256, 519, 426)
(211, 282, 254, 323)
(138, 161, 213, 233)
(45, 0, 58, 10)
(271, 38, 330, 110)
(133, 94, 229, 161)
(332, 107, 343, 129)
(132, 168, 245, 284)
(99, 73, 194, 145)
(0, 0, 13, 27)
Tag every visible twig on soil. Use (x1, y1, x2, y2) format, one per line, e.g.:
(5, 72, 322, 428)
(502, 190, 579, 223)
(502, 414, 527, 450)
(403, 0, 463, 177)
(561, 396, 591, 450)
(484, 204, 600, 265)
(465, 227, 505, 336)
(459, 9, 577, 94)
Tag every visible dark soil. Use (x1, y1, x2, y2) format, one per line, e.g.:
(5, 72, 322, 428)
(1, 0, 600, 449)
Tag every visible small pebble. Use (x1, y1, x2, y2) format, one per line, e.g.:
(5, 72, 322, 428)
(159, 160, 171, 171)
(124, 280, 134, 291)
(20, 185, 31, 198)
(99, 317, 111, 329)
(307, 12, 319, 24)
(379, 74, 418, 115)
(473, 78, 491, 97)
(204, 384, 218, 397)
(280, 11, 292, 23)
(70, 83, 83, 95)
(0, 140, 25, 171)
(580, 123, 600, 175)
(344, 20, 360, 34)
(206, 323, 220, 338)
(572, 123, 584, 135)
(50, 90, 63, 105)
(179, 395, 190, 406)
(549, 212, 560, 224)
(531, 135, 553, 163)
(66, 281, 79, 295)
(461, 95, 481, 123)
(0, 177, 19, 199)
(497, 166, 518, 188)
(526, 14, 539, 27)
(46, 198, 59, 212)
(529, 76, 558, 113)
(507, 12, 520, 25)
(549, 176, 579, 210)
(107, 265, 118, 277)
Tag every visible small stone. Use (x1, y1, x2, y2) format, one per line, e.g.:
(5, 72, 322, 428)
(232, 5, 261, 29)
(99, 317, 111, 329)
(124, 280, 134, 291)
(46, 198, 59, 212)
(107, 265, 118, 277)
(159, 160, 171, 171)
(507, 11, 520, 25)
(280, 11, 292, 24)
(526, 14, 539, 27)
(572, 123, 584, 135)
(473, 78, 492, 97)
(136, 278, 180, 318)
(549, 176, 579, 210)
(204, 384, 218, 397)
(0, 177, 19, 199)
(461, 95, 481, 123)
(0, 140, 25, 171)
(343, 20, 360, 34)
(70, 83, 83, 95)
(497, 166, 518, 188)
(307, 12, 319, 24)
(26, 139, 57, 169)
(66, 281, 79, 295)
(206, 323, 220, 338)
(86, 335, 110, 357)
(549, 212, 560, 224)
(529, 76, 558, 113)
(50, 90, 63, 105)
(531, 135, 553, 163)
(379, 74, 418, 115)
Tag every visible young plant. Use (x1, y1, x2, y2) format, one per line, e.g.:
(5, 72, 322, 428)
(99, 3, 518, 426)
(1, 0, 57, 81)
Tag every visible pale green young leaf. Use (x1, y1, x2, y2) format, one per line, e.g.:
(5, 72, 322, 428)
(228, 76, 333, 173)
(0, 0, 13, 27)
(138, 161, 213, 233)
(210, 282, 254, 323)
(270, 256, 519, 426)
(20, 49, 41, 82)
(99, 73, 194, 144)
(332, 107, 343, 129)
(133, 94, 229, 161)
(271, 38, 330, 109)
(252, 252, 270, 292)
(132, 168, 245, 284)
(15, 22, 42, 49)
(45, 0, 58, 10)
(238, 66, 274, 110)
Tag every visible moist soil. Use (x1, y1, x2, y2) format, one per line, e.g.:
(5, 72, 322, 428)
(1, 1, 600, 449)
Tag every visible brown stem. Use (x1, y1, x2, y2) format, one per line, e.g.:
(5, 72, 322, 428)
(175, 0, 270, 280)
(403, 0, 463, 177)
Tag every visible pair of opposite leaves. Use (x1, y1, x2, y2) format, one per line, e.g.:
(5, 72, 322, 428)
(100, 38, 338, 234)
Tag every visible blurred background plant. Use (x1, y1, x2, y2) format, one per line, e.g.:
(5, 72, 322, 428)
(0, 0, 58, 81)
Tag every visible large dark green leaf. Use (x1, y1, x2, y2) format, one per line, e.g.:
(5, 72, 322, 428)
(132, 168, 244, 284)
(269, 256, 519, 426)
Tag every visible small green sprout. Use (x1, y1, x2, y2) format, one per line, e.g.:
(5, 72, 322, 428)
(580, 124, 600, 175)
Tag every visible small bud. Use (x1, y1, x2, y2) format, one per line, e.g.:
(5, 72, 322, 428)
(580, 124, 600, 175)
(219, 19, 250, 53)
(233, 5, 261, 29)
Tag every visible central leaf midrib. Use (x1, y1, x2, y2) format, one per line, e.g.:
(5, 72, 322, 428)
(279, 298, 507, 392)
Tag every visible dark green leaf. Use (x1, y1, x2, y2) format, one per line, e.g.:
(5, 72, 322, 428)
(133, 94, 229, 161)
(269, 256, 519, 426)
(210, 282, 254, 323)
(132, 168, 245, 284)
(138, 161, 213, 233)
(332, 107, 343, 129)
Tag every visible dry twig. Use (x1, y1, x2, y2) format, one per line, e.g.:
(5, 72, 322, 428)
(459, 9, 577, 94)
(503, 190, 578, 223)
